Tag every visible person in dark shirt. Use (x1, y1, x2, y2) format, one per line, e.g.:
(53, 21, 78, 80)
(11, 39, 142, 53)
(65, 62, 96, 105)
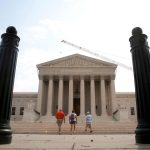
(69, 110, 77, 134)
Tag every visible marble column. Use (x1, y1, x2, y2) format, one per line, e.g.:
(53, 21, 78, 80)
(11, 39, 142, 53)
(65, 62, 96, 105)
(80, 76, 85, 116)
(37, 77, 44, 115)
(110, 78, 116, 113)
(68, 76, 73, 114)
(58, 76, 63, 110)
(100, 77, 107, 116)
(90, 76, 96, 115)
(47, 76, 53, 116)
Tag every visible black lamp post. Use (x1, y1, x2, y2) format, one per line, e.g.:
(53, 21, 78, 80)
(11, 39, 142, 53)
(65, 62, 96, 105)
(129, 27, 150, 144)
(0, 26, 20, 144)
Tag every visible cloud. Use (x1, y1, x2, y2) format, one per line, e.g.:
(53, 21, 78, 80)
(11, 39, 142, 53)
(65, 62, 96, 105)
(23, 19, 68, 43)
(26, 25, 48, 39)
(39, 19, 65, 31)
(63, 0, 75, 3)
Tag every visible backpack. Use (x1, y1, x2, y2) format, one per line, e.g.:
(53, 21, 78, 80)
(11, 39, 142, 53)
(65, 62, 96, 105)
(70, 113, 75, 121)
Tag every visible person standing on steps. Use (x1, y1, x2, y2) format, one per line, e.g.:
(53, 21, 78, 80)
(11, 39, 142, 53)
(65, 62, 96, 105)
(69, 110, 77, 134)
(85, 111, 93, 133)
(55, 109, 65, 134)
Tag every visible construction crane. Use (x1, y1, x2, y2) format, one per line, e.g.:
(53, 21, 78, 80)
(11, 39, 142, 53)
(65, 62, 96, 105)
(61, 40, 132, 71)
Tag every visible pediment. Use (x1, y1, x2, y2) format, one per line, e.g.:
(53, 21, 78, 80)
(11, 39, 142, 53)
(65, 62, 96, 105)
(37, 54, 117, 68)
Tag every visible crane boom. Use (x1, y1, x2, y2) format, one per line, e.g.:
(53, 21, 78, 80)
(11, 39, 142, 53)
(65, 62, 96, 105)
(61, 40, 132, 71)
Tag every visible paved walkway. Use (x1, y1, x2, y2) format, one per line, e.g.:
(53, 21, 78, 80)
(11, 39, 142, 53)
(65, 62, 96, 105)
(0, 134, 150, 150)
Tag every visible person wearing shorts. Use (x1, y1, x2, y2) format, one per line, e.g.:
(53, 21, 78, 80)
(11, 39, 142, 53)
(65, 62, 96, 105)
(85, 111, 93, 133)
(55, 109, 65, 134)
(69, 110, 77, 134)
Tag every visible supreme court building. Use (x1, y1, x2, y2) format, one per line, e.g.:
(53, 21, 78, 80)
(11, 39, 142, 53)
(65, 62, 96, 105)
(11, 54, 136, 122)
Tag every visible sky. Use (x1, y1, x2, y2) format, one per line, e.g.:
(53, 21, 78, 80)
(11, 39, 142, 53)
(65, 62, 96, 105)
(0, 0, 150, 92)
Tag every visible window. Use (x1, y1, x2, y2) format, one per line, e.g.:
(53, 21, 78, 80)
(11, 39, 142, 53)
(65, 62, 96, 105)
(130, 107, 135, 115)
(20, 107, 24, 115)
(12, 107, 16, 115)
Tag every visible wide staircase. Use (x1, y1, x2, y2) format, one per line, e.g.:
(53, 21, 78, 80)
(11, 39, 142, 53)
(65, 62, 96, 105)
(11, 121, 137, 134)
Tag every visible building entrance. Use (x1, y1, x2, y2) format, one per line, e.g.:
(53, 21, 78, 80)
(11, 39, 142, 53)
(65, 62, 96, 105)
(73, 98, 80, 116)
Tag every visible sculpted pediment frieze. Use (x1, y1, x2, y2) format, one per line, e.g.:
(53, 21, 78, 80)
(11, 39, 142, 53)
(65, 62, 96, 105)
(37, 54, 117, 68)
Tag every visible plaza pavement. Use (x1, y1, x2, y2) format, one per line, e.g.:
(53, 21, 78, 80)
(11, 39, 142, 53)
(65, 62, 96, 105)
(0, 134, 150, 150)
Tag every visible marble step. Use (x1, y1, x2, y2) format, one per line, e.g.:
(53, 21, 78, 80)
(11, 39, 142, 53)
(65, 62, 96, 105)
(11, 121, 137, 134)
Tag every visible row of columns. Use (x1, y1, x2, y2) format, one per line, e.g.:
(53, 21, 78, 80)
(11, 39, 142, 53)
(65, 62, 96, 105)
(37, 76, 115, 116)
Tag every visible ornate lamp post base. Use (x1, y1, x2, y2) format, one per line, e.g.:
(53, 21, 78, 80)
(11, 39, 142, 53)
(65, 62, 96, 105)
(0, 121, 12, 144)
(136, 129, 150, 144)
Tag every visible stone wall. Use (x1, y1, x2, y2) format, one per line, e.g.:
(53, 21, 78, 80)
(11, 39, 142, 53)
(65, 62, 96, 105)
(115, 92, 136, 121)
(11, 92, 37, 121)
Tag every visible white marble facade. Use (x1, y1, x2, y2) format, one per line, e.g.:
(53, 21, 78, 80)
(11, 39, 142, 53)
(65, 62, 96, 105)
(36, 54, 117, 117)
(11, 54, 137, 122)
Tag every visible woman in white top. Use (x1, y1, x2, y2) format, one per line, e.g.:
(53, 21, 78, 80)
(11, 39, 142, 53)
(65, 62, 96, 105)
(85, 112, 93, 133)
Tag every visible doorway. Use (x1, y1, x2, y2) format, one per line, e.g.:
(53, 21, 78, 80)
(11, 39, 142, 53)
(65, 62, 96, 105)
(73, 98, 80, 116)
